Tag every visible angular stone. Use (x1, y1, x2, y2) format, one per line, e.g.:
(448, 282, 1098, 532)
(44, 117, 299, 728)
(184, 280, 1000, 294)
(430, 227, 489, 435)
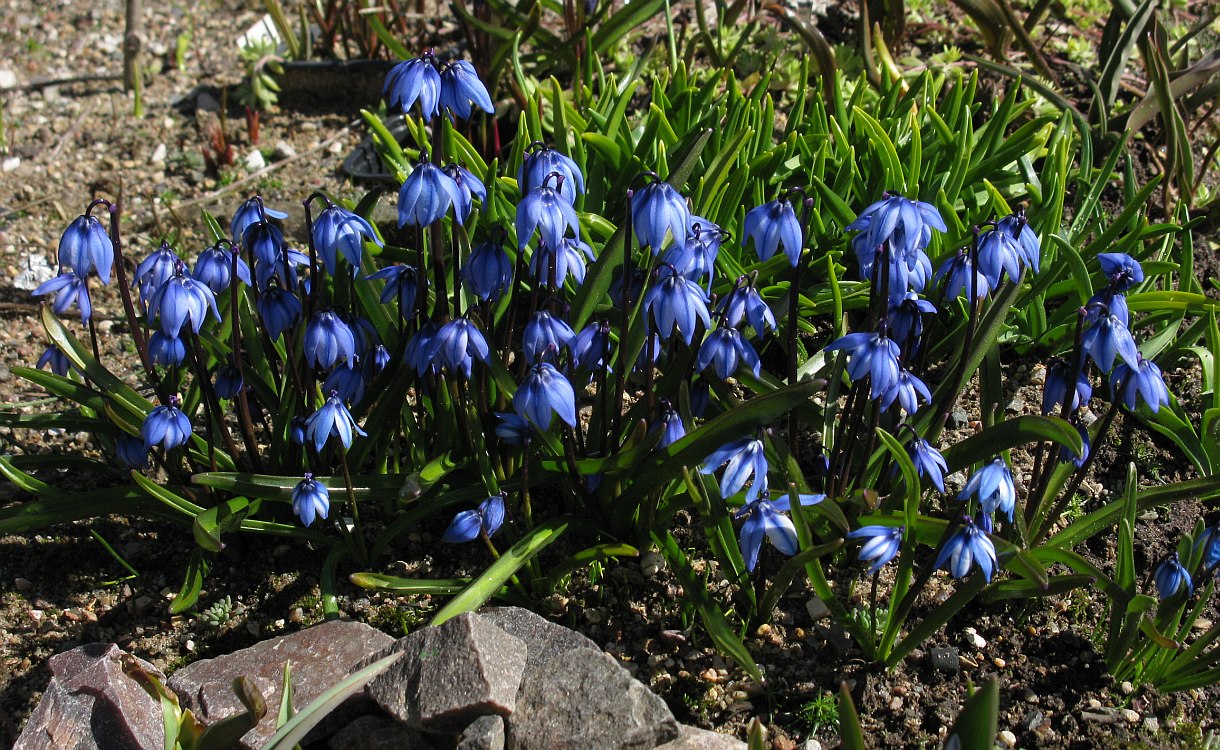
(927, 647, 960, 673)
(507, 650, 678, 750)
(655, 725, 747, 750)
(457, 714, 505, 750)
(326, 715, 437, 750)
(168, 620, 394, 749)
(14, 643, 166, 750)
(477, 607, 599, 669)
(366, 612, 527, 733)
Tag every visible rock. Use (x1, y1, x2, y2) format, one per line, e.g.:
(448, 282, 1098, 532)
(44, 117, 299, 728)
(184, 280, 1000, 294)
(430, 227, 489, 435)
(195, 91, 220, 112)
(272, 140, 297, 160)
(477, 606, 599, 668)
(1005, 397, 1025, 413)
(3, 156, 21, 172)
(365, 612, 527, 733)
(802, 741, 823, 750)
(654, 725, 746, 749)
(150, 143, 166, 165)
(327, 715, 436, 750)
(12, 254, 56, 291)
(0, 69, 16, 88)
(244, 149, 266, 171)
(508, 649, 678, 750)
(997, 729, 1017, 748)
(949, 408, 970, 428)
(14, 643, 166, 750)
(457, 715, 505, 750)
(641, 550, 665, 577)
(169, 620, 393, 749)
(804, 598, 830, 623)
(963, 627, 986, 650)
(927, 647, 960, 673)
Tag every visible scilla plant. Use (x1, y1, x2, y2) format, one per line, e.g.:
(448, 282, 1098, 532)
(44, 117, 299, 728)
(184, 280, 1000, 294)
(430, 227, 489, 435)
(4, 39, 1219, 681)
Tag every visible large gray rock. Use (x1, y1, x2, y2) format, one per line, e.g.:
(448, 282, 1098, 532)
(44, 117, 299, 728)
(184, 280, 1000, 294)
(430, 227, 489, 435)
(507, 650, 679, 750)
(477, 607, 600, 668)
(655, 725, 747, 749)
(14, 643, 166, 750)
(457, 714, 506, 750)
(168, 620, 394, 749)
(326, 715, 437, 750)
(366, 612, 527, 733)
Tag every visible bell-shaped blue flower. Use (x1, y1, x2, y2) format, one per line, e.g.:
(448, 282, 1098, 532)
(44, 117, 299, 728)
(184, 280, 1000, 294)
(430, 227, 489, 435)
(571, 320, 613, 375)
(256, 282, 302, 341)
(313, 203, 381, 274)
(399, 161, 464, 227)
(292, 473, 331, 528)
(695, 326, 761, 380)
(442, 493, 507, 543)
(846, 525, 904, 573)
(438, 59, 494, 119)
(243, 220, 286, 267)
(1111, 355, 1169, 413)
(214, 364, 244, 400)
(717, 282, 775, 338)
(1153, 553, 1192, 600)
(523, 311, 575, 365)
(996, 212, 1040, 274)
(1082, 309, 1139, 373)
(529, 238, 593, 287)
(494, 412, 533, 445)
(384, 54, 441, 119)
(959, 457, 1016, 522)
(823, 331, 902, 397)
(644, 266, 711, 345)
(444, 163, 487, 225)
(935, 251, 991, 301)
(516, 180, 580, 250)
(304, 311, 358, 370)
(425, 317, 491, 379)
(654, 402, 686, 449)
(663, 220, 722, 282)
(36, 345, 73, 377)
(1041, 360, 1092, 415)
(848, 193, 946, 261)
(405, 322, 439, 377)
(888, 292, 936, 350)
(193, 243, 251, 294)
(1098, 252, 1143, 291)
(910, 437, 948, 492)
(735, 491, 822, 572)
(58, 214, 113, 283)
(701, 437, 768, 501)
(149, 330, 186, 367)
(133, 242, 181, 303)
(976, 222, 1026, 289)
(231, 198, 287, 247)
(304, 392, 367, 451)
(462, 241, 512, 301)
(743, 199, 803, 267)
(879, 368, 931, 415)
(632, 178, 690, 252)
(934, 515, 997, 582)
(366, 264, 420, 315)
(33, 271, 92, 322)
(142, 397, 192, 452)
(514, 362, 577, 429)
(324, 364, 366, 405)
(115, 434, 150, 470)
(148, 267, 221, 337)
(519, 144, 585, 202)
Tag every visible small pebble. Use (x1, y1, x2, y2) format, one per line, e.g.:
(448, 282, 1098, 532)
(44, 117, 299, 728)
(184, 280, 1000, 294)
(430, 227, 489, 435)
(244, 149, 266, 171)
(640, 551, 665, 577)
(805, 598, 830, 622)
(963, 627, 986, 649)
(997, 729, 1017, 748)
(1120, 681, 1134, 695)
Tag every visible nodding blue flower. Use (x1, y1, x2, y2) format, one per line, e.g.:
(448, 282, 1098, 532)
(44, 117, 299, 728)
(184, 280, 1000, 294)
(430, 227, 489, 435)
(304, 392, 367, 451)
(462, 242, 512, 302)
(366, 264, 420, 315)
(256, 282, 302, 341)
(134, 242, 181, 303)
(292, 474, 331, 528)
(717, 282, 775, 338)
(654, 402, 686, 449)
(193, 243, 251, 294)
(444, 164, 487, 224)
(142, 396, 192, 452)
(230, 198, 287, 247)
(823, 331, 902, 397)
(254, 248, 309, 293)
(214, 364, 244, 400)
(959, 457, 1016, 522)
(635, 334, 663, 372)
(1196, 525, 1220, 572)
(1112, 355, 1169, 413)
(735, 492, 824, 572)
(289, 416, 308, 446)
(494, 412, 533, 445)
(148, 267, 221, 337)
(519, 144, 585, 202)
(384, 53, 441, 119)
(879, 368, 931, 415)
(303, 311, 358, 370)
(976, 222, 1026, 289)
(888, 292, 936, 349)
(1098, 252, 1144, 292)
(405, 322, 439, 376)
(324, 364, 366, 405)
(58, 214, 113, 283)
(663, 220, 723, 282)
(36, 345, 73, 377)
(148, 330, 186, 367)
(701, 437, 768, 502)
(312, 203, 381, 274)
(1153, 553, 1192, 600)
(690, 378, 711, 419)
(910, 437, 948, 492)
(1089, 288, 1130, 328)
(442, 493, 507, 543)
(516, 180, 580, 250)
(934, 515, 997, 582)
(1041, 360, 1092, 415)
(695, 326, 761, 380)
(242, 220, 287, 266)
(399, 160, 464, 227)
(996, 212, 1040, 274)
(644, 266, 711, 345)
(438, 59, 494, 119)
(849, 193, 946, 261)
(935, 251, 991, 301)
(514, 362, 577, 429)
(609, 267, 648, 308)
(571, 320, 613, 375)
(523, 311, 576, 365)
(529, 238, 594, 287)
(33, 271, 92, 321)
(371, 344, 391, 376)
(425, 317, 491, 379)
(1059, 421, 1090, 468)
(631, 177, 690, 252)
(1082, 309, 1139, 373)
(846, 525, 904, 573)
(743, 199, 803, 266)
(115, 434, 149, 470)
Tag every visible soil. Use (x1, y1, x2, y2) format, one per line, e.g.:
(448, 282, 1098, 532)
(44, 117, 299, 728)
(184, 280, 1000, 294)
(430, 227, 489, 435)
(1, 1, 1219, 749)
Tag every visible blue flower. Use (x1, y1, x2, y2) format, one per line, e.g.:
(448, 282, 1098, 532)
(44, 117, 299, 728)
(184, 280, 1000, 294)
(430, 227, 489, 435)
(644, 266, 711, 345)
(1041, 360, 1092, 415)
(1098, 252, 1143, 291)
(324, 365, 367, 405)
(444, 163, 487, 224)
(515, 362, 577, 429)
(365, 264, 420, 315)
(935, 251, 991, 301)
(370, 344, 391, 376)
(823, 331, 902, 397)
(846, 525, 904, 573)
(735, 492, 823, 572)
(214, 364, 243, 400)
(230, 198, 287, 247)
(312, 203, 381, 274)
(654, 402, 686, 449)
(405, 322, 439, 377)
(959, 458, 1016, 522)
(879, 368, 931, 415)
(1090, 288, 1130, 327)
(1059, 421, 1090, 468)
(304, 392, 367, 451)
(36, 345, 72, 377)
(695, 326, 761, 380)
(425, 317, 491, 379)
(442, 493, 507, 543)
(384, 53, 441, 119)
(571, 320, 613, 375)
(292, 474, 331, 527)
(148, 331, 186, 367)
(663, 220, 723, 283)
(1153, 553, 1192, 600)
(996, 212, 1041, 275)
(304, 311, 358, 370)
(58, 214, 113, 283)
(1111, 355, 1169, 413)
(976, 222, 1026, 289)
(701, 437, 768, 501)
(848, 193, 946, 261)
(148, 267, 221, 337)
(142, 397, 192, 452)
(887, 292, 936, 349)
(529, 238, 593, 287)
(494, 412, 533, 444)
(115, 434, 149, 470)
(33, 271, 92, 322)
(743, 199, 803, 266)
(910, 438, 948, 492)
(523, 311, 575, 365)
(934, 516, 997, 582)
(256, 282, 302, 341)
(438, 59, 494, 119)
(193, 243, 251, 294)
(254, 248, 309, 292)
(462, 242, 512, 301)
(1196, 525, 1220, 571)
(516, 181, 580, 250)
(717, 282, 775, 338)
(1082, 310, 1139, 373)
(399, 161, 464, 227)
(632, 177, 690, 252)
(519, 144, 585, 202)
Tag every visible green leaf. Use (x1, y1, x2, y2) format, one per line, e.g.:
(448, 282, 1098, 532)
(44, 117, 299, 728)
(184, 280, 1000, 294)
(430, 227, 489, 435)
(171, 548, 210, 614)
(349, 574, 479, 596)
(837, 682, 866, 750)
(946, 678, 999, 750)
(942, 415, 1082, 472)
